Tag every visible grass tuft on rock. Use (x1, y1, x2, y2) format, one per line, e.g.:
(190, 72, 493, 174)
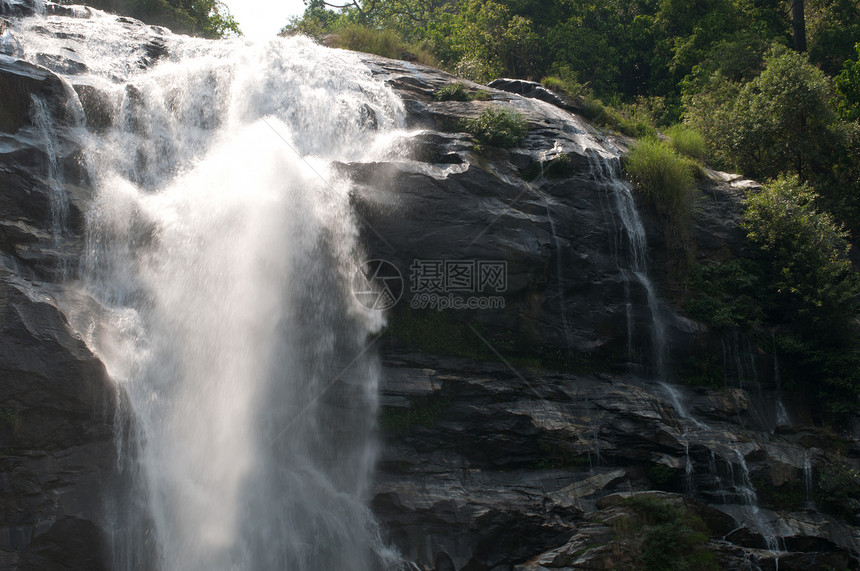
(461, 106, 528, 148)
(624, 137, 696, 244)
(435, 82, 492, 102)
(666, 124, 708, 161)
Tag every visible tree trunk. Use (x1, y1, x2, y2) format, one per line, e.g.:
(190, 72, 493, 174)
(792, 0, 807, 52)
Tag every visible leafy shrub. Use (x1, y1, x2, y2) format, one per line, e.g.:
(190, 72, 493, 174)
(520, 153, 574, 181)
(685, 260, 765, 330)
(649, 463, 677, 487)
(622, 496, 718, 571)
(577, 97, 655, 137)
(84, 0, 240, 38)
(666, 124, 707, 161)
(447, 0, 539, 82)
(819, 120, 860, 235)
(461, 106, 528, 148)
(815, 455, 860, 519)
(624, 137, 695, 242)
(742, 175, 859, 335)
(541, 75, 657, 137)
(740, 175, 860, 413)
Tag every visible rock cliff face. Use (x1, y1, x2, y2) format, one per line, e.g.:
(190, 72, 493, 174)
(355, 60, 860, 569)
(0, 46, 117, 571)
(0, 2, 857, 570)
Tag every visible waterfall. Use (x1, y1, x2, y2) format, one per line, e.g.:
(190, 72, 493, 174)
(10, 6, 405, 570)
(588, 152, 667, 377)
(803, 451, 815, 509)
(733, 450, 781, 554)
(30, 93, 72, 276)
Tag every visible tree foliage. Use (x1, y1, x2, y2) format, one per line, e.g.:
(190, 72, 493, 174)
(686, 47, 834, 180)
(73, 0, 240, 38)
(685, 176, 860, 411)
(742, 175, 859, 335)
(287, 0, 858, 107)
(835, 43, 860, 122)
(447, 0, 538, 81)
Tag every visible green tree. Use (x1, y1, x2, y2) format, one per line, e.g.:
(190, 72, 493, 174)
(835, 43, 860, 121)
(806, 0, 860, 75)
(77, 0, 240, 38)
(742, 175, 858, 335)
(447, 0, 539, 81)
(685, 46, 834, 179)
(743, 175, 860, 412)
(546, 19, 619, 95)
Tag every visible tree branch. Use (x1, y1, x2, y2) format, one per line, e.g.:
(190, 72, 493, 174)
(320, 0, 363, 14)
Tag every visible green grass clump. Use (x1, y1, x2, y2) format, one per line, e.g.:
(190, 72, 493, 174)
(436, 82, 470, 101)
(666, 124, 708, 161)
(461, 106, 528, 148)
(624, 137, 696, 237)
(541, 75, 657, 137)
(541, 75, 589, 98)
(577, 96, 656, 137)
(328, 24, 437, 66)
(435, 82, 492, 102)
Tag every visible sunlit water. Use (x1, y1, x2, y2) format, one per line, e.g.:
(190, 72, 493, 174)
(6, 4, 405, 569)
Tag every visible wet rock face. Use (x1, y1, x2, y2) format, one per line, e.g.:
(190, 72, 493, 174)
(351, 57, 680, 369)
(372, 351, 860, 570)
(0, 4, 118, 568)
(0, 56, 73, 134)
(355, 56, 860, 571)
(0, 276, 117, 570)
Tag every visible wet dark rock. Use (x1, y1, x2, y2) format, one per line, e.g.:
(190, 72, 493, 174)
(140, 37, 167, 67)
(17, 517, 108, 571)
(343, 54, 860, 571)
(0, 275, 117, 570)
(0, 1, 35, 19)
(0, 57, 68, 133)
(487, 78, 584, 115)
(44, 3, 91, 19)
(35, 51, 87, 75)
(359, 102, 378, 131)
(72, 81, 114, 132)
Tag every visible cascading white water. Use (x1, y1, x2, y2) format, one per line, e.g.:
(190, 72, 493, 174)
(9, 6, 405, 570)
